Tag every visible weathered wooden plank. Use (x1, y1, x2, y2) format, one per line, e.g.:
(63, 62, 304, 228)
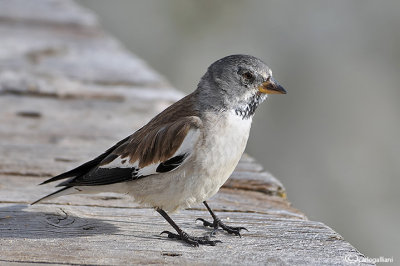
(0, 0, 371, 265)
(0, 203, 370, 266)
(0, 1, 164, 87)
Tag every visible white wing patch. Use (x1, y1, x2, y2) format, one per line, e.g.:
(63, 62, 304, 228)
(137, 128, 200, 176)
(172, 128, 200, 159)
(99, 128, 200, 177)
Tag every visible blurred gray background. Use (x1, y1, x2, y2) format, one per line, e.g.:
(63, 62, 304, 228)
(79, 0, 399, 259)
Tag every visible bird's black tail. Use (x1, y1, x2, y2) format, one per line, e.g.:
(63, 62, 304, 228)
(39, 136, 130, 185)
(31, 186, 73, 205)
(39, 159, 100, 185)
(33, 136, 132, 204)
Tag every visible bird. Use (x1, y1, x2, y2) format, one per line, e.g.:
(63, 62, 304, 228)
(32, 54, 286, 246)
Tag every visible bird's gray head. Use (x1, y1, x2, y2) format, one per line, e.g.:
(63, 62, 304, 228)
(196, 54, 286, 119)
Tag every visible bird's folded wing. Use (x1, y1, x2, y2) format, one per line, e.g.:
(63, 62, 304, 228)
(57, 116, 202, 187)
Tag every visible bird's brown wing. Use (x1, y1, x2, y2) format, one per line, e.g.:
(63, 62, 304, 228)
(45, 116, 202, 187)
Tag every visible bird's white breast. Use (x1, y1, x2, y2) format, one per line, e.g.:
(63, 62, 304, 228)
(190, 110, 252, 201)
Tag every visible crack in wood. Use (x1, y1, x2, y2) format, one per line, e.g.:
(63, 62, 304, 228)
(0, 258, 99, 266)
(0, 88, 125, 102)
(16, 110, 42, 118)
(54, 157, 78, 163)
(25, 46, 67, 64)
(161, 252, 182, 257)
(45, 208, 75, 228)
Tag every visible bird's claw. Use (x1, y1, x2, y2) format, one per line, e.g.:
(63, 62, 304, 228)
(160, 230, 221, 247)
(195, 218, 214, 227)
(196, 217, 248, 237)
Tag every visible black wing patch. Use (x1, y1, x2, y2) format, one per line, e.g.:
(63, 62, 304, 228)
(58, 154, 188, 187)
(58, 167, 139, 187)
(156, 154, 186, 173)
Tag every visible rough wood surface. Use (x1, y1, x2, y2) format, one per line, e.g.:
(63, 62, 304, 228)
(0, 0, 372, 265)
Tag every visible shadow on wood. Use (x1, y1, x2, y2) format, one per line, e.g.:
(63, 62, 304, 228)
(0, 204, 119, 239)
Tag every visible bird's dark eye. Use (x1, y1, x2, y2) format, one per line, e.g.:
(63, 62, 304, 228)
(242, 72, 254, 82)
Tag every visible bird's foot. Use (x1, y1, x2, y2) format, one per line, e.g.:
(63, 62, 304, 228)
(196, 217, 248, 237)
(160, 230, 222, 247)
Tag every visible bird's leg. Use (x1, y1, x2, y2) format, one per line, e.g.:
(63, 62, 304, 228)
(156, 208, 221, 247)
(196, 201, 248, 237)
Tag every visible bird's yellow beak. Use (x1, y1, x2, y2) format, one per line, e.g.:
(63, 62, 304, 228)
(258, 78, 287, 94)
